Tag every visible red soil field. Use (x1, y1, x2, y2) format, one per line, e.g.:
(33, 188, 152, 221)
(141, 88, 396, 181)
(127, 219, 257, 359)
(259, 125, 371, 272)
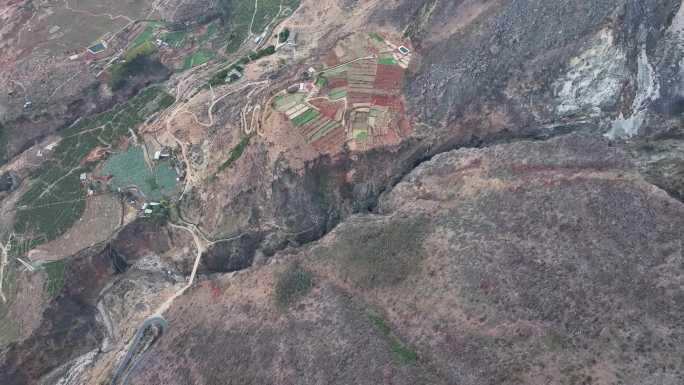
(347, 91, 372, 104)
(323, 77, 348, 93)
(309, 98, 342, 119)
(371, 95, 405, 114)
(374, 64, 404, 91)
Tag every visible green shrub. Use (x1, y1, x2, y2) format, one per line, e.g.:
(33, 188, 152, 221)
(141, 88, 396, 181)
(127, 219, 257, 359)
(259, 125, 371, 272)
(274, 263, 314, 308)
(217, 135, 251, 173)
(368, 312, 418, 365)
(278, 28, 290, 43)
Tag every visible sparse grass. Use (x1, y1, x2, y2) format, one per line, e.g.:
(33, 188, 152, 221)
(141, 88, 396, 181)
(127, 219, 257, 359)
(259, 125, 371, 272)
(369, 32, 384, 42)
(274, 262, 314, 309)
(368, 312, 418, 365)
(220, 0, 257, 52)
(0, 259, 19, 344)
(44, 260, 66, 297)
(0, 122, 7, 165)
(199, 22, 219, 45)
(291, 108, 319, 126)
(317, 216, 428, 288)
(251, 0, 281, 35)
(217, 135, 252, 173)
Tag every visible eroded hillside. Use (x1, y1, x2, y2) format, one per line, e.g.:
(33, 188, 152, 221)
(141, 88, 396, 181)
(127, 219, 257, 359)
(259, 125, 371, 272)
(1, 0, 684, 384)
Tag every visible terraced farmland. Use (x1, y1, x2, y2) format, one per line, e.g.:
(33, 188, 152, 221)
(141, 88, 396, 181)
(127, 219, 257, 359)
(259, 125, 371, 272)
(272, 32, 413, 153)
(14, 87, 173, 246)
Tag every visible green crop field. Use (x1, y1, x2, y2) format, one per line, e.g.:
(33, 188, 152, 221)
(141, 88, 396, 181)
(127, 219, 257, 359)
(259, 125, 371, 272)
(131, 22, 161, 47)
(14, 87, 173, 246)
(199, 22, 219, 45)
(44, 260, 66, 297)
(353, 129, 368, 140)
(220, 0, 300, 52)
(183, 49, 215, 69)
(291, 108, 320, 126)
(274, 93, 306, 111)
(163, 30, 187, 48)
(378, 57, 397, 65)
(329, 87, 347, 100)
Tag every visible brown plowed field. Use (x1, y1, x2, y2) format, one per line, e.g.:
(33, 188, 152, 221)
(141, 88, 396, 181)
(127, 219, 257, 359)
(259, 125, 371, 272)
(312, 125, 345, 153)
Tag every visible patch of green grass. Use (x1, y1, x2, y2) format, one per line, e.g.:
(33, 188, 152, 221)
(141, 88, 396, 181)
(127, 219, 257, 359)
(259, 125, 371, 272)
(217, 135, 252, 173)
(328, 87, 347, 100)
(274, 263, 314, 309)
(44, 260, 66, 297)
(183, 48, 215, 69)
(368, 312, 418, 365)
(291, 108, 320, 126)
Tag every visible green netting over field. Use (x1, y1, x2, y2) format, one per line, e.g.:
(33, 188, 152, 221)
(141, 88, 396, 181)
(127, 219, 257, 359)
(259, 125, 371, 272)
(100, 146, 178, 201)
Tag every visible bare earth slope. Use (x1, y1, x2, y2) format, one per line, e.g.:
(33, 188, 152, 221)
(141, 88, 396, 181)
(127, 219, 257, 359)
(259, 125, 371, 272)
(129, 134, 684, 385)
